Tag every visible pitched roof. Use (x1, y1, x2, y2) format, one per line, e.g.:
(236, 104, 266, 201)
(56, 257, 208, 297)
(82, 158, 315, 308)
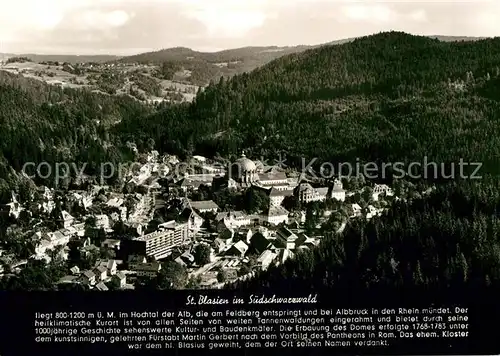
(276, 226, 295, 239)
(269, 188, 294, 197)
(189, 200, 220, 211)
(267, 206, 289, 217)
(83, 270, 95, 279)
(114, 272, 126, 280)
(95, 266, 108, 274)
(298, 183, 314, 192)
(136, 262, 161, 272)
(95, 282, 109, 291)
(315, 187, 329, 196)
(248, 232, 271, 254)
(258, 171, 287, 182)
(232, 240, 249, 254)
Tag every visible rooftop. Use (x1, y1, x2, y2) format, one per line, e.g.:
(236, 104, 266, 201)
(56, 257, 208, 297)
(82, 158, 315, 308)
(189, 200, 220, 211)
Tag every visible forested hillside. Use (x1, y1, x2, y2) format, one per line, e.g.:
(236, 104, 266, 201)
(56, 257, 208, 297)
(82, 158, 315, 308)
(116, 32, 500, 179)
(0, 71, 153, 201)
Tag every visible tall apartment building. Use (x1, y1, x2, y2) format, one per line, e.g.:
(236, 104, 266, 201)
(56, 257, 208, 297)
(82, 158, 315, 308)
(121, 221, 189, 260)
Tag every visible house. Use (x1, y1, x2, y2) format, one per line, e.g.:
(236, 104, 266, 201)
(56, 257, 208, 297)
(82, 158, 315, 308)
(97, 259, 118, 276)
(136, 262, 162, 278)
(189, 200, 220, 213)
(73, 223, 86, 237)
(106, 196, 124, 208)
(372, 184, 394, 201)
(179, 208, 204, 236)
(175, 251, 195, 267)
(215, 211, 251, 229)
(61, 211, 75, 229)
(263, 205, 289, 226)
(366, 205, 382, 219)
(179, 176, 213, 192)
(57, 275, 79, 285)
(112, 272, 127, 288)
(127, 255, 147, 270)
(6, 191, 24, 219)
(275, 226, 299, 250)
(212, 238, 226, 253)
(37, 187, 55, 214)
(295, 233, 319, 249)
(257, 250, 277, 270)
(174, 256, 188, 267)
(148, 150, 160, 162)
(81, 270, 96, 286)
(330, 179, 346, 202)
(225, 240, 249, 257)
(94, 266, 108, 281)
(101, 239, 121, 251)
(34, 229, 71, 258)
(192, 155, 207, 163)
(71, 191, 93, 210)
(95, 282, 109, 291)
(70, 266, 80, 275)
(351, 204, 363, 218)
(247, 232, 272, 255)
(200, 163, 225, 175)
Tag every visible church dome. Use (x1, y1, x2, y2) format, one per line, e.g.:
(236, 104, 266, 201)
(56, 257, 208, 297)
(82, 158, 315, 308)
(235, 153, 256, 172)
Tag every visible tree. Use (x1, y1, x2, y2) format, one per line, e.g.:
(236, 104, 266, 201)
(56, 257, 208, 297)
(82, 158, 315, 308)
(154, 261, 188, 290)
(193, 244, 211, 266)
(186, 275, 202, 289)
(217, 270, 227, 283)
(238, 264, 251, 277)
(243, 188, 270, 214)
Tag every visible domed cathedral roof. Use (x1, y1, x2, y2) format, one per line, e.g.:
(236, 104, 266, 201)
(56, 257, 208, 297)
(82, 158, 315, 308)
(234, 152, 256, 172)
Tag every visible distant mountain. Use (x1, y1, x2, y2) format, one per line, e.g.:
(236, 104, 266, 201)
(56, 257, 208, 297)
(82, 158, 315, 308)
(118, 45, 310, 64)
(119, 35, 487, 65)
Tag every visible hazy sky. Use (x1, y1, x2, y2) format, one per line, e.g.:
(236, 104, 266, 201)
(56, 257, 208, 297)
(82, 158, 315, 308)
(1, 0, 499, 55)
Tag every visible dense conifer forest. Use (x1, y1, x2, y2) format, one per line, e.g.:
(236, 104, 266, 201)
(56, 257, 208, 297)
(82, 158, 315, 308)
(1, 31, 500, 289)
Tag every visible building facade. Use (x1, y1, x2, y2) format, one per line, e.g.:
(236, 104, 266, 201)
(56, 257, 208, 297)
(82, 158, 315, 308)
(122, 221, 189, 260)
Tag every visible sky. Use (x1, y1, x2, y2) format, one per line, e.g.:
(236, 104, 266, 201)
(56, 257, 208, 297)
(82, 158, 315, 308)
(0, 0, 499, 55)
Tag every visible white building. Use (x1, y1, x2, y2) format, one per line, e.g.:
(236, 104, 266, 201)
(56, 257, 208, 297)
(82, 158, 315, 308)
(61, 211, 75, 229)
(372, 184, 394, 201)
(275, 226, 299, 250)
(34, 230, 71, 259)
(189, 200, 220, 213)
(262, 206, 289, 226)
(216, 211, 251, 229)
(268, 188, 294, 207)
(6, 192, 23, 219)
(351, 203, 363, 218)
(296, 183, 329, 203)
(331, 179, 346, 202)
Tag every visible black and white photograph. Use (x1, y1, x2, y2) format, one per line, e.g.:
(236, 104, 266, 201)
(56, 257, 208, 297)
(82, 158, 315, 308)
(0, 0, 499, 354)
